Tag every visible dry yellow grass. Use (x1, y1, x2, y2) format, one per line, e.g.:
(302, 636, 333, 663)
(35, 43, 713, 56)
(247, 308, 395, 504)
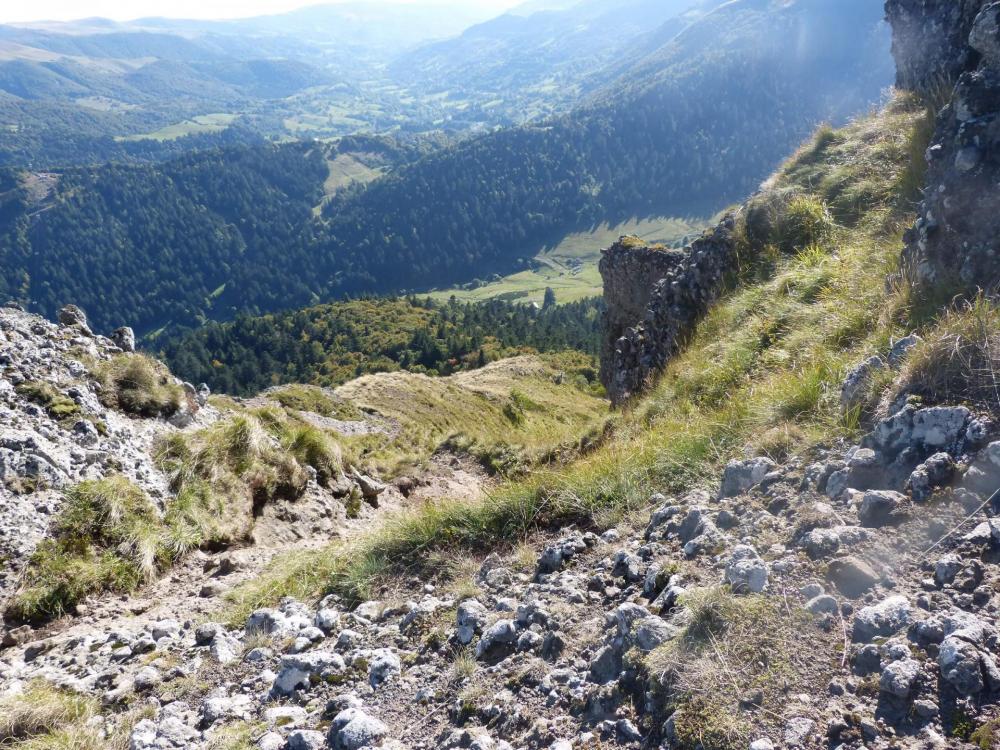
(335, 354, 609, 474)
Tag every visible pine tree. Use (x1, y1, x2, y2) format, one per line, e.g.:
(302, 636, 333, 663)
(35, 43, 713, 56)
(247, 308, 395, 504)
(543, 287, 557, 309)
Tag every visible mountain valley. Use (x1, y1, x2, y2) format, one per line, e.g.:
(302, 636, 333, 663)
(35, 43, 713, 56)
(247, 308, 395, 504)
(7, 1, 1000, 750)
(0, 0, 892, 336)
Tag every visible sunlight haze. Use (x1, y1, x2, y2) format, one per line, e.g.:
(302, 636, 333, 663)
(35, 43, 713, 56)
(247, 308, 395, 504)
(0, 0, 520, 24)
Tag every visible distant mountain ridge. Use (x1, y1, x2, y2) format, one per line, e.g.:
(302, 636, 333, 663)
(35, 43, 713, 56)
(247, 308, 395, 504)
(389, 0, 712, 118)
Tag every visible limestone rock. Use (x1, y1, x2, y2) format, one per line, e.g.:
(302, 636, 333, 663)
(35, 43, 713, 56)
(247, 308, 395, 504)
(719, 457, 777, 498)
(887, 0, 1000, 297)
(853, 596, 912, 642)
(599, 218, 737, 404)
(456, 600, 488, 645)
(723, 544, 768, 593)
(880, 658, 921, 697)
(111, 326, 136, 352)
(840, 356, 885, 413)
(328, 708, 388, 750)
(858, 490, 908, 528)
(57, 304, 92, 335)
(907, 452, 955, 501)
(273, 652, 347, 695)
(476, 619, 518, 660)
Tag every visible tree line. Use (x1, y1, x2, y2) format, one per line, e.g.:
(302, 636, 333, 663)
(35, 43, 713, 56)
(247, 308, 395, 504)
(156, 295, 603, 395)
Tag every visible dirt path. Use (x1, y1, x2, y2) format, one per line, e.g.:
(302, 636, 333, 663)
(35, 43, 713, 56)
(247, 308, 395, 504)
(2, 450, 491, 673)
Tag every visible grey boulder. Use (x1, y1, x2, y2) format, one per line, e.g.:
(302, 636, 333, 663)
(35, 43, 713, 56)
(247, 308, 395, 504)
(723, 544, 768, 593)
(719, 457, 776, 498)
(853, 596, 911, 642)
(328, 708, 388, 750)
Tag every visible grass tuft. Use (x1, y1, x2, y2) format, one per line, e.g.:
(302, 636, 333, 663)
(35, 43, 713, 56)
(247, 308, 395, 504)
(0, 683, 154, 750)
(891, 295, 1000, 414)
(91, 354, 183, 418)
(7, 476, 163, 622)
(0, 683, 98, 743)
(154, 411, 322, 543)
(283, 424, 344, 486)
(646, 588, 834, 750)
(14, 382, 81, 423)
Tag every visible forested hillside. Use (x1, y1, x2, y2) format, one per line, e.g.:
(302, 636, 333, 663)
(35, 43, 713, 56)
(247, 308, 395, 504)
(157, 296, 602, 395)
(0, 0, 892, 336)
(0, 135, 436, 333)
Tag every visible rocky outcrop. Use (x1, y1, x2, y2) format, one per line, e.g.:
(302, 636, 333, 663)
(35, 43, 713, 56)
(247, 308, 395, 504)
(887, 0, 1000, 294)
(0, 305, 188, 600)
(0, 305, 396, 619)
(598, 238, 686, 399)
(599, 217, 737, 405)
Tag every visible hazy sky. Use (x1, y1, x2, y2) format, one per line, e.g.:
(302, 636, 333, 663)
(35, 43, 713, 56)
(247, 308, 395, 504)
(0, 0, 521, 24)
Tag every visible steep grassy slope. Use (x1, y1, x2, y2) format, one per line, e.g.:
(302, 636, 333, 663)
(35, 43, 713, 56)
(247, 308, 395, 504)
(223, 92, 933, 616)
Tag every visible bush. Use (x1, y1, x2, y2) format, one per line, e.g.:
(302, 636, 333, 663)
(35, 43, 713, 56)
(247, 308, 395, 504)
(742, 188, 797, 250)
(92, 354, 183, 418)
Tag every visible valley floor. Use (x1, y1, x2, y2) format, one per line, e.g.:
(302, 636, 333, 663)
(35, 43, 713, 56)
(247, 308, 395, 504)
(424, 218, 709, 307)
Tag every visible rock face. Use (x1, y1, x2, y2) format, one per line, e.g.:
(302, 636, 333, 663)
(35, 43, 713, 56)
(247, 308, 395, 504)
(885, 0, 984, 92)
(599, 218, 736, 404)
(598, 238, 686, 402)
(886, 0, 1000, 294)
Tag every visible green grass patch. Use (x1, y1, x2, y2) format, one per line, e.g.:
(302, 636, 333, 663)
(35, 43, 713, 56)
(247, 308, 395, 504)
(8, 477, 170, 622)
(155, 411, 311, 540)
(118, 113, 237, 143)
(426, 217, 708, 306)
(15, 381, 80, 423)
(203, 721, 263, 750)
(268, 384, 363, 421)
(9, 405, 351, 623)
(334, 353, 609, 476)
(0, 682, 98, 743)
(90, 353, 183, 418)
